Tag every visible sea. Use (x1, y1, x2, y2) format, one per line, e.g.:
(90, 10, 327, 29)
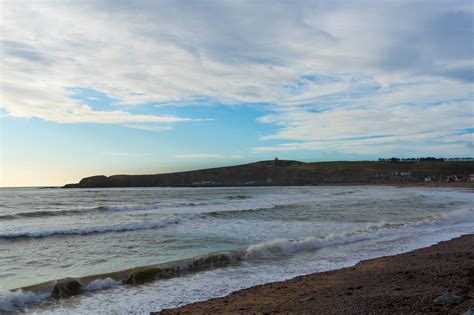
(0, 186, 472, 313)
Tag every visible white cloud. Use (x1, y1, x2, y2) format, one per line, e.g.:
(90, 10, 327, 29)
(0, 1, 472, 154)
(259, 100, 472, 141)
(254, 130, 473, 157)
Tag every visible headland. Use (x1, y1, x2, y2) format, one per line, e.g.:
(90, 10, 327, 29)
(64, 158, 474, 188)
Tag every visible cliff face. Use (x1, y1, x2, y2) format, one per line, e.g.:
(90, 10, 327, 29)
(63, 160, 474, 188)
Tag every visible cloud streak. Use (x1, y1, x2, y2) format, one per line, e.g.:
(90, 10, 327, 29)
(176, 154, 244, 159)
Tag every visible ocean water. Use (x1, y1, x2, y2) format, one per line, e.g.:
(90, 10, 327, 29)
(0, 186, 472, 313)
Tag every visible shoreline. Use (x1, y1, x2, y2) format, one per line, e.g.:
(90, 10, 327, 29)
(30, 182, 474, 189)
(157, 234, 474, 314)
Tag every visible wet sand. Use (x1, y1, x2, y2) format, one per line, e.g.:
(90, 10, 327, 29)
(157, 234, 474, 314)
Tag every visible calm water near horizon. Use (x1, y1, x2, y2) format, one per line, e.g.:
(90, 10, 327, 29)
(0, 186, 472, 313)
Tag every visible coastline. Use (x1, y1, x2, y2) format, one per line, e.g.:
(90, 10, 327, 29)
(3, 182, 474, 189)
(56, 182, 474, 189)
(157, 234, 474, 314)
(307, 182, 474, 189)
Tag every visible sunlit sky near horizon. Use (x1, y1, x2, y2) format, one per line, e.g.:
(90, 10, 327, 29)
(1, 0, 473, 186)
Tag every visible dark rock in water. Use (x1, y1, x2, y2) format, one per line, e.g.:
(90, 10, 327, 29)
(432, 292, 463, 305)
(51, 278, 83, 298)
(125, 267, 162, 284)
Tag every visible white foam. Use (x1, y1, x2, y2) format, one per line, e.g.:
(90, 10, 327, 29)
(243, 218, 410, 260)
(0, 289, 50, 312)
(84, 278, 120, 291)
(435, 207, 474, 225)
(0, 278, 122, 312)
(245, 237, 322, 259)
(244, 231, 376, 259)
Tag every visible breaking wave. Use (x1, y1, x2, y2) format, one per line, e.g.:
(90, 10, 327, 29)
(245, 234, 369, 259)
(0, 252, 241, 312)
(0, 289, 51, 313)
(100, 202, 209, 212)
(0, 202, 212, 221)
(436, 207, 474, 225)
(0, 215, 188, 240)
(0, 208, 103, 220)
(225, 195, 251, 200)
(204, 205, 278, 218)
(243, 221, 405, 259)
(84, 278, 121, 291)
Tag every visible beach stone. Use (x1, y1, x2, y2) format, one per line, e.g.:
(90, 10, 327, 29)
(432, 292, 463, 305)
(299, 296, 315, 302)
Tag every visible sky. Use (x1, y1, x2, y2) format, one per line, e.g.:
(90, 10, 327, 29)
(0, 0, 473, 186)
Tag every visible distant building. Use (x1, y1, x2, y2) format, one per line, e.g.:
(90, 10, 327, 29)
(378, 157, 473, 162)
(272, 157, 279, 167)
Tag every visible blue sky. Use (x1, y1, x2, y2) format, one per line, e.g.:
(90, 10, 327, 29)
(0, 0, 473, 186)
